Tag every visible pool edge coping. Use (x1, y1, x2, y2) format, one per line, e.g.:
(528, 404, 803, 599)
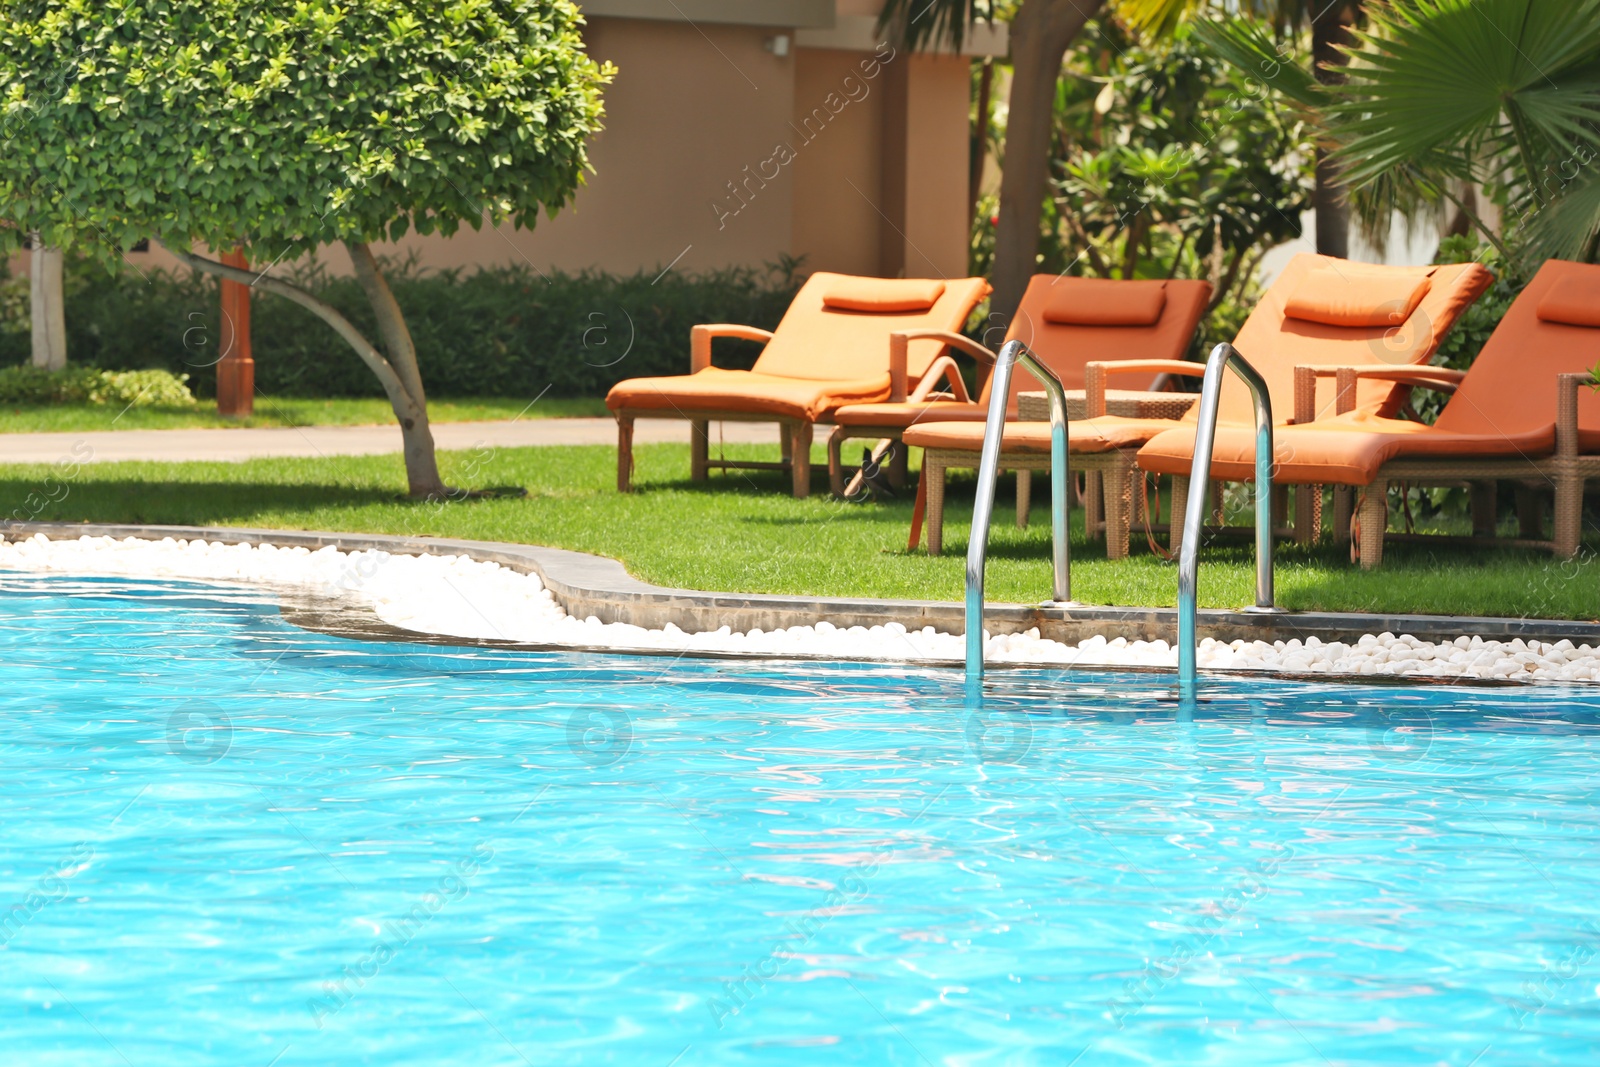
(5, 520, 1597, 652)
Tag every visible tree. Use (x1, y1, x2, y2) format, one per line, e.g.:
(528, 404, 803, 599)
(881, 0, 1106, 323)
(1204, 0, 1600, 268)
(1116, 0, 1362, 259)
(0, 0, 610, 497)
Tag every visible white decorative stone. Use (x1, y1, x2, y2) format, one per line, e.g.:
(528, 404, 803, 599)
(0, 533, 1593, 685)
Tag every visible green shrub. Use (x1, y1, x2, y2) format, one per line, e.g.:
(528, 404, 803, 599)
(0, 255, 802, 400)
(0, 365, 195, 407)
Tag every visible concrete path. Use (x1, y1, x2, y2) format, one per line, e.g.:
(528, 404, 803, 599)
(0, 418, 796, 464)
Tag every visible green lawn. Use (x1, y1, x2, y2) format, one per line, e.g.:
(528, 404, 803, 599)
(0, 395, 608, 433)
(2, 440, 1593, 620)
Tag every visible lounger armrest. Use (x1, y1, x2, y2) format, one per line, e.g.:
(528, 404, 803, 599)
(1559, 372, 1585, 459)
(889, 329, 994, 402)
(690, 324, 775, 373)
(1083, 359, 1203, 417)
(1292, 364, 1466, 421)
(907, 354, 973, 403)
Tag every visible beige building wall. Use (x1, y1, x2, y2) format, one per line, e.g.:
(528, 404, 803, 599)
(788, 48, 886, 277)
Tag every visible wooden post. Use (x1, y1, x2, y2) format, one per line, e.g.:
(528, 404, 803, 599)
(217, 248, 254, 418)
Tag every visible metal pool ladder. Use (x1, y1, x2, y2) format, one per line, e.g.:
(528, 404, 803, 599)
(1178, 342, 1282, 703)
(965, 340, 1075, 683)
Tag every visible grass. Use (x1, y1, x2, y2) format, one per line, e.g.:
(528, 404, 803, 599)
(0, 395, 609, 433)
(3, 439, 1594, 620)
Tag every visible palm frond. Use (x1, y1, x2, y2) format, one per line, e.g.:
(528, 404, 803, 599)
(1113, 0, 1201, 40)
(877, 0, 1003, 52)
(1193, 18, 1322, 109)
(1522, 171, 1600, 263)
(1328, 0, 1600, 190)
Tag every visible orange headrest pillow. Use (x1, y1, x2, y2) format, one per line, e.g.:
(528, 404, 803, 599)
(1283, 267, 1433, 328)
(821, 278, 947, 313)
(1040, 278, 1168, 327)
(1537, 274, 1600, 328)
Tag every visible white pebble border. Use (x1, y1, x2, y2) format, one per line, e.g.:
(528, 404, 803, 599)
(0, 533, 1594, 685)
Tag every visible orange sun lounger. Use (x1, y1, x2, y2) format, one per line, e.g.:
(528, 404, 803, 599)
(605, 272, 990, 498)
(1137, 258, 1600, 567)
(827, 274, 1211, 499)
(904, 254, 1494, 558)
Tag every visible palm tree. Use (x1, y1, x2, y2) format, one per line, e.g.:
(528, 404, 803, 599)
(880, 0, 1106, 323)
(1204, 0, 1600, 267)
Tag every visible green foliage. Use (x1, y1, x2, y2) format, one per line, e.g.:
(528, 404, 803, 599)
(0, 0, 612, 260)
(1204, 0, 1600, 267)
(0, 365, 194, 407)
(968, 21, 1311, 347)
(0, 256, 802, 400)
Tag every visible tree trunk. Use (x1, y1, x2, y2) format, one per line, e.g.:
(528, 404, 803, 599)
(166, 243, 449, 499)
(345, 241, 446, 498)
(29, 236, 66, 371)
(968, 58, 994, 234)
(1310, 1, 1357, 259)
(989, 0, 1103, 324)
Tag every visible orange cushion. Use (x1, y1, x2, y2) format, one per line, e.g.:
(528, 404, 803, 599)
(1040, 278, 1167, 327)
(902, 416, 1181, 456)
(1283, 267, 1432, 328)
(1210, 255, 1490, 428)
(606, 367, 891, 422)
(832, 400, 988, 428)
(1435, 259, 1600, 438)
(754, 273, 989, 383)
(1136, 413, 1557, 486)
(1537, 274, 1600, 328)
(820, 278, 946, 313)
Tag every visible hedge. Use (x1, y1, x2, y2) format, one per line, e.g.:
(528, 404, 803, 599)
(0, 256, 803, 399)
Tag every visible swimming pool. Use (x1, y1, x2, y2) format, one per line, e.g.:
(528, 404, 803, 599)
(4, 574, 1600, 1065)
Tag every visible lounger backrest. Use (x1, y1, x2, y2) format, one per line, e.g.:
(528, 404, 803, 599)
(1203, 253, 1494, 426)
(976, 275, 1213, 413)
(1434, 259, 1600, 440)
(751, 273, 991, 383)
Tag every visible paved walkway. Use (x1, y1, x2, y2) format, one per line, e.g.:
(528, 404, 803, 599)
(0, 418, 795, 464)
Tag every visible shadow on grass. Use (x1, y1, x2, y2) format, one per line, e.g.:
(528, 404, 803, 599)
(0, 479, 403, 526)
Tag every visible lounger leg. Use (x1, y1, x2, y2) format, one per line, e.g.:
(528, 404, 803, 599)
(1359, 480, 1387, 569)
(889, 441, 908, 489)
(1016, 469, 1031, 528)
(1554, 469, 1583, 559)
(791, 422, 813, 499)
(1293, 484, 1324, 545)
(1084, 471, 1104, 540)
(827, 427, 850, 498)
(1515, 483, 1544, 540)
(1271, 484, 1289, 529)
(908, 467, 928, 551)
(1103, 457, 1132, 561)
(926, 455, 948, 556)
(1169, 475, 1189, 557)
(617, 416, 635, 493)
(1470, 481, 1497, 538)
(690, 420, 709, 481)
(1333, 487, 1353, 546)
(1211, 482, 1225, 527)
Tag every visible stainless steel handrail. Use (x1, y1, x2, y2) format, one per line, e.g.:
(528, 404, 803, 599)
(1177, 342, 1279, 703)
(966, 339, 1074, 683)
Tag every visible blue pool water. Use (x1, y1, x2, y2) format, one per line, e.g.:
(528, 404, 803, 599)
(3, 574, 1600, 1065)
